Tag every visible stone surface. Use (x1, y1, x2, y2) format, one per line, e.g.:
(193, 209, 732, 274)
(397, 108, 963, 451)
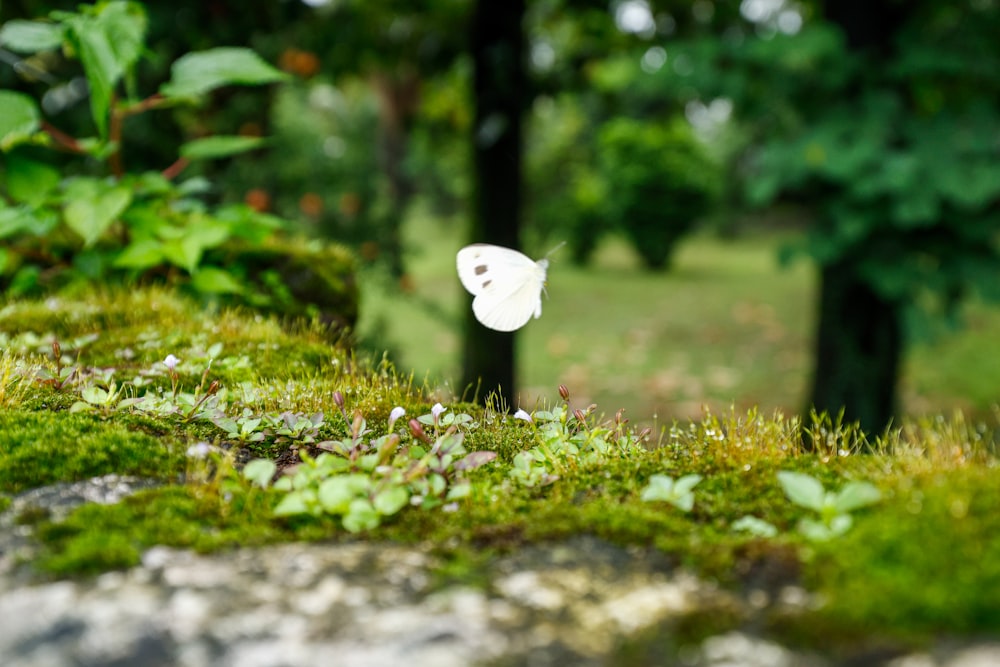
(1, 476, 998, 667)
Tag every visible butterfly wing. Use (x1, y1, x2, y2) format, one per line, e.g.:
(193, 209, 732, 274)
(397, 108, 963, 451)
(472, 273, 545, 331)
(456, 244, 547, 332)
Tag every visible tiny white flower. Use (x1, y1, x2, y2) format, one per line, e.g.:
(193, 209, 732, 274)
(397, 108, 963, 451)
(162, 354, 180, 371)
(514, 409, 533, 423)
(186, 442, 214, 458)
(388, 406, 406, 431)
(431, 402, 446, 418)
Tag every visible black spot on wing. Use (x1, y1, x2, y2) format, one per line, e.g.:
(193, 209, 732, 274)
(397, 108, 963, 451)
(482, 279, 491, 289)
(475, 264, 488, 275)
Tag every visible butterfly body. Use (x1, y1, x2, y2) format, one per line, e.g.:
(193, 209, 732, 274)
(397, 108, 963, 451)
(456, 244, 548, 332)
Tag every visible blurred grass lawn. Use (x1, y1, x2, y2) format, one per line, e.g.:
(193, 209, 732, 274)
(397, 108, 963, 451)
(357, 214, 1000, 424)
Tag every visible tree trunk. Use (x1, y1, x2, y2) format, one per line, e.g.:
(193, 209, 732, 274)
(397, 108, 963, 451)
(809, 259, 902, 436)
(805, 0, 910, 439)
(460, 0, 526, 405)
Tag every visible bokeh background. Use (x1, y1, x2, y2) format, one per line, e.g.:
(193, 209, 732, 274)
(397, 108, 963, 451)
(3, 0, 999, 428)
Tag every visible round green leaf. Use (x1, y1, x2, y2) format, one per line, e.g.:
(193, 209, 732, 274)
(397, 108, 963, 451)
(0, 91, 41, 150)
(777, 471, 827, 512)
(189, 267, 244, 295)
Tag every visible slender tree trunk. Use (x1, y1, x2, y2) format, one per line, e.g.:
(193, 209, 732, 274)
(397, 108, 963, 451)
(809, 257, 902, 435)
(460, 0, 526, 404)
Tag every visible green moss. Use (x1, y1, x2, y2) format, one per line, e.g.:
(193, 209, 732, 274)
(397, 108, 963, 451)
(801, 466, 1000, 640)
(0, 410, 187, 494)
(34, 485, 293, 576)
(39, 530, 143, 575)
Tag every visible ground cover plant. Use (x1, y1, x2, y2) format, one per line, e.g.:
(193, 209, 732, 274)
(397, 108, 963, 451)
(1, 286, 998, 654)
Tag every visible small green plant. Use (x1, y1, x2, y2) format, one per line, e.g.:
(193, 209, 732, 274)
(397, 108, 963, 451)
(269, 411, 325, 446)
(506, 386, 649, 488)
(69, 378, 128, 415)
(508, 449, 560, 488)
(0, 1, 289, 297)
(777, 470, 882, 541)
(731, 515, 779, 538)
(639, 473, 703, 512)
(211, 409, 268, 445)
(245, 399, 496, 532)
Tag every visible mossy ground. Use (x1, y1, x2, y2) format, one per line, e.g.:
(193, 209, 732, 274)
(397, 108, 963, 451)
(1, 287, 998, 653)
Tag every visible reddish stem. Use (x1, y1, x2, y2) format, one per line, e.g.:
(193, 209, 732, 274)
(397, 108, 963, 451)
(161, 157, 190, 181)
(40, 121, 85, 153)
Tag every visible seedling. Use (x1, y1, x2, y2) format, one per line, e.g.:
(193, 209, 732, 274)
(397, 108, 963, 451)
(777, 470, 882, 541)
(640, 473, 703, 512)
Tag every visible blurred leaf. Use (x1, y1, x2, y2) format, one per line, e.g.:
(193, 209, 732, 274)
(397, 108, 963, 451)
(892, 189, 939, 228)
(64, 15, 122, 139)
(0, 207, 27, 239)
(242, 459, 277, 489)
(833, 481, 882, 513)
(273, 492, 309, 516)
(180, 135, 267, 161)
(342, 502, 379, 532)
(63, 179, 132, 246)
(0, 19, 65, 52)
(189, 267, 244, 294)
(373, 486, 409, 516)
(4, 154, 60, 206)
(777, 471, 826, 512)
(160, 47, 288, 99)
(112, 239, 165, 270)
(95, 0, 147, 74)
(674, 473, 703, 496)
(161, 236, 203, 273)
(732, 515, 779, 538)
(0, 91, 41, 150)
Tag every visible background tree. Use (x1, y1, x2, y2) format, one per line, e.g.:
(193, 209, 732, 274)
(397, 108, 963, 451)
(459, 0, 527, 403)
(696, 0, 1000, 434)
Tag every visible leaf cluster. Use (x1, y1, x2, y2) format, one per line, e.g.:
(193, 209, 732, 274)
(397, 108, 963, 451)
(0, 2, 295, 299)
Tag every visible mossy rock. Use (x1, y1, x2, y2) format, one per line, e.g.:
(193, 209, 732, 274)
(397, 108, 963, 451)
(200, 236, 359, 338)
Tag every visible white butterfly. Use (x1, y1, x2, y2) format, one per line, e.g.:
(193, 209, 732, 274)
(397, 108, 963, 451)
(456, 244, 549, 332)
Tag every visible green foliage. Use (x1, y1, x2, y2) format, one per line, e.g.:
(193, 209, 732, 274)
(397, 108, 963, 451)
(255, 402, 496, 532)
(698, 13, 1000, 318)
(805, 468, 1000, 639)
(640, 473, 703, 512)
(0, 410, 186, 494)
(506, 402, 647, 488)
(0, 2, 360, 317)
(597, 117, 721, 270)
(160, 47, 287, 99)
(776, 470, 881, 541)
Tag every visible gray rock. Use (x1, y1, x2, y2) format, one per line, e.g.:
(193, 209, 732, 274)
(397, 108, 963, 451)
(1, 477, 998, 667)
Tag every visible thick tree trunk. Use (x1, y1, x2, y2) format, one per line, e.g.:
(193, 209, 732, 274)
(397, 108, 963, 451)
(809, 259, 902, 436)
(460, 0, 526, 404)
(805, 0, 910, 439)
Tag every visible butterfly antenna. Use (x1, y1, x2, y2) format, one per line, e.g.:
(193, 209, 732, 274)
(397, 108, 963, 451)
(545, 241, 567, 259)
